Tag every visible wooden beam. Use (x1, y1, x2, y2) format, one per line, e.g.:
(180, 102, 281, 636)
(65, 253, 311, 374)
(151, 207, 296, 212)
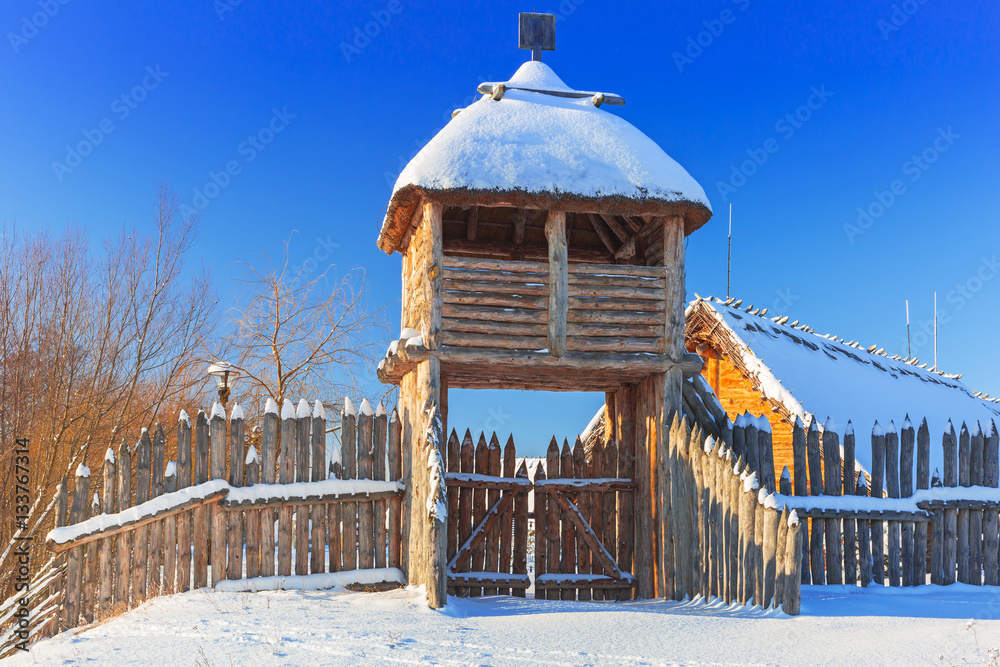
(585, 213, 618, 255)
(600, 214, 630, 243)
(546, 211, 568, 358)
(444, 239, 614, 264)
(48, 489, 229, 553)
(513, 208, 526, 245)
(466, 207, 478, 241)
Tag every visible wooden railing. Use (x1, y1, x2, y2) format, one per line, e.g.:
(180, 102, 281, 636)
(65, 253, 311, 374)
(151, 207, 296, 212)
(30, 398, 403, 639)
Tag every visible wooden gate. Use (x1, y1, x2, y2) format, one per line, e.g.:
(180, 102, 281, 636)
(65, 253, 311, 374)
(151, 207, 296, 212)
(444, 430, 636, 600)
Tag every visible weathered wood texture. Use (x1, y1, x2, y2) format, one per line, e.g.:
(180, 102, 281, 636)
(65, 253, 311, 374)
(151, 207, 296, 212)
(49, 398, 405, 632)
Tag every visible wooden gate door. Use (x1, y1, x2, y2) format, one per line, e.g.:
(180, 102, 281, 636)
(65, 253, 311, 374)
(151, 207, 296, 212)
(533, 436, 636, 600)
(444, 429, 636, 600)
(444, 430, 531, 596)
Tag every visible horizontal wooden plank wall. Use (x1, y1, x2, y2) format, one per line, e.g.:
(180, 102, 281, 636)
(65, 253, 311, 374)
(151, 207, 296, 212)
(44, 398, 405, 634)
(441, 256, 549, 351)
(565, 264, 666, 354)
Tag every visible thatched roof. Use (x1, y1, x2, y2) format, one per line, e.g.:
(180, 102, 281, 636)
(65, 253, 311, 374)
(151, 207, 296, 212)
(378, 61, 712, 254)
(686, 296, 1000, 473)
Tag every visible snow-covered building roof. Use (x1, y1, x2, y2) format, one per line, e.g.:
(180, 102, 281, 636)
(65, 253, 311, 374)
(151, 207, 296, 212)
(686, 296, 1000, 474)
(377, 61, 712, 253)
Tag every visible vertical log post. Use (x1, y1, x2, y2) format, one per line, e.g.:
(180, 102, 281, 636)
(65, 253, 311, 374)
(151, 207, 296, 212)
(513, 461, 529, 598)
(823, 422, 843, 585)
(245, 447, 261, 579)
(572, 437, 591, 601)
(984, 422, 1000, 586)
(900, 417, 916, 587)
(83, 494, 99, 622)
(193, 411, 210, 588)
(471, 433, 489, 596)
(916, 418, 933, 585)
(98, 450, 116, 613)
(806, 417, 824, 584)
(791, 418, 809, 585)
(842, 422, 857, 586)
(149, 424, 165, 595)
(209, 405, 228, 586)
(534, 460, 548, 599)
(456, 430, 474, 595)
(857, 475, 872, 587)
(616, 385, 635, 601)
(783, 515, 803, 615)
(445, 429, 460, 589)
(163, 463, 177, 594)
(342, 399, 358, 572)
(226, 405, 246, 582)
(970, 423, 985, 585)
(313, 401, 329, 574)
(545, 210, 568, 358)
(871, 422, 886, 586)
(295, 400, 313, 576)
(62, 465, 91, 629)
(278, 400, 297, 576)
(134, 429, 152, 599)
(886, 424, 902, 587)
(499, 435, 516, 596)
(957, 423, 971, 584)
(558, 438, 575, 601)
(942, 421, 958, 585)
(114, 439, 132, 606)
(176, 412, 193, 592)
(546, 437, 562, 600)
(260, 400, 279, 577)
(486, 433, 503, 596)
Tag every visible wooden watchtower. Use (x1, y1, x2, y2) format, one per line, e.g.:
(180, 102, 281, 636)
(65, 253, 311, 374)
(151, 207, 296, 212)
(377, 13, 712, 607)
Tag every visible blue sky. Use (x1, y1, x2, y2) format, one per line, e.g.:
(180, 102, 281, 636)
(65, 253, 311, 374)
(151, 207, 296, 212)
(3, 0, 998, 456)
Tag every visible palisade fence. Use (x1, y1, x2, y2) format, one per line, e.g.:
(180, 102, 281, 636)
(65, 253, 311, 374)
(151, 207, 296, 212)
(665, 415, 803, 613)
(731, 412, 1000, 588)
(1, 398, 403, 655)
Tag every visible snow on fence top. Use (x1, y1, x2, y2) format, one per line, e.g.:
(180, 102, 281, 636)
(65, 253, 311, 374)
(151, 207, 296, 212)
(378, 60, 712, 254)
(687, 296, 1000, 473)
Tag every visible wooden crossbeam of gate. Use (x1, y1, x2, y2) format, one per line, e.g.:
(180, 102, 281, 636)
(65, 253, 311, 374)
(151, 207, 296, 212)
(448, 492, 518, 573)
(549, 489, 626, 581)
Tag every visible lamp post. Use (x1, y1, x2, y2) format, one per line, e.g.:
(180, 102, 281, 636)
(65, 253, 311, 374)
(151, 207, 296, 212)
(207, 362, 238, 407)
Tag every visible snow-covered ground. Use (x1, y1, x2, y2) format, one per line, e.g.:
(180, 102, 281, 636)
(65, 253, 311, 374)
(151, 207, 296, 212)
(8, 584, 1000, 665)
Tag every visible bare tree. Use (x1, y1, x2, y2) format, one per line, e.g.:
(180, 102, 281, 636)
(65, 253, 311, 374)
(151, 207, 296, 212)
(0, 185, 217, 600)
(216, 238, 390, 424)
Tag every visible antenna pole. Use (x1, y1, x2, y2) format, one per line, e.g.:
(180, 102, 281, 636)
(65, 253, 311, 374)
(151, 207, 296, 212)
(934, 291, 938, 370)
(726, 204, 732, 299)
(906, 299, 911, 360)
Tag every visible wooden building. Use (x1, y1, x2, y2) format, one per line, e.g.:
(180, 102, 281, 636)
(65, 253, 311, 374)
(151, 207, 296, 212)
(376, 15, 712, 607)
(685, 296, 1000, 481)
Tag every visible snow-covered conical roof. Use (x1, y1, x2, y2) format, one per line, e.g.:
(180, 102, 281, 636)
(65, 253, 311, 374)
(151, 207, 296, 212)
(378, 61, 712, 254)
